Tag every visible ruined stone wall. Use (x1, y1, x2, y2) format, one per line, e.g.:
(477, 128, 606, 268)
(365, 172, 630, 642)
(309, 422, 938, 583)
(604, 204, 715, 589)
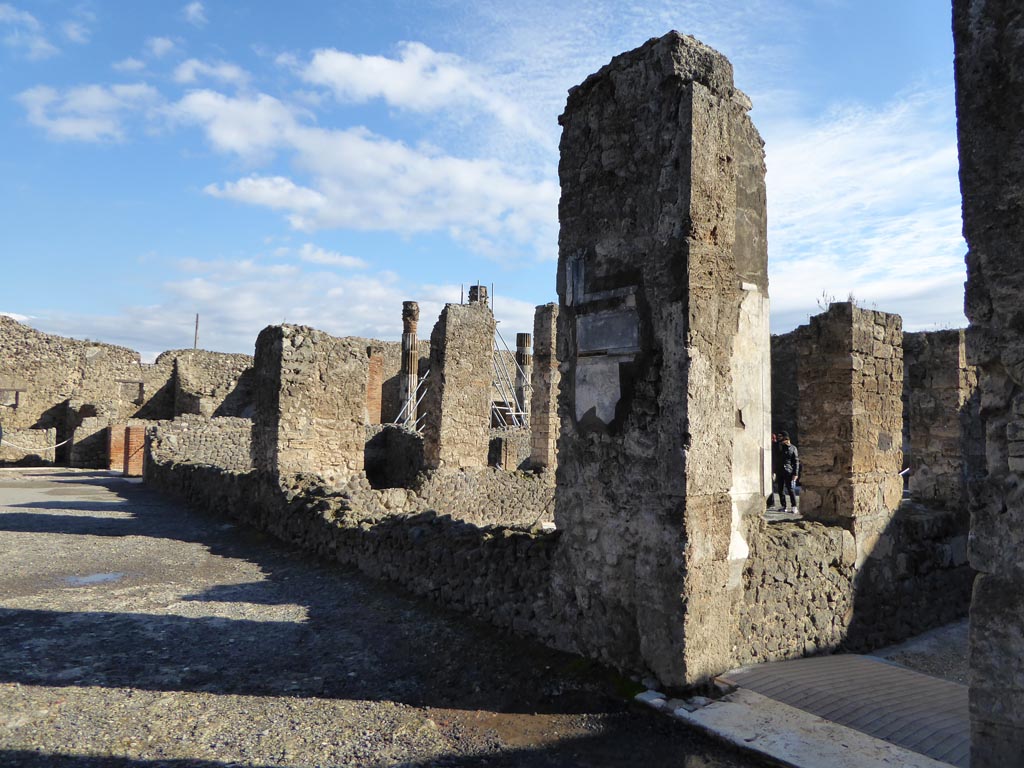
(0, 316, 146, 457)
(903, 330, 982, 509)
(172, 350, 255, 418)
(413, 467, 554, 527)
(954, 2, 1024, 763)
(144, 460, 568, 649)
(0, 427, 56, 464)
(738, 507, 971, 666)
(798, 303, 904, 565)
(421, 303, 495, 470)
(530, 304, 560, 473)
(363, 424, 424, 489)
(770, 330, 802, 440)
(553, 31, 767, 686)
(251, 325, 371, 482)
(147, 415, 253, 472)
(488, 427, 531, 470)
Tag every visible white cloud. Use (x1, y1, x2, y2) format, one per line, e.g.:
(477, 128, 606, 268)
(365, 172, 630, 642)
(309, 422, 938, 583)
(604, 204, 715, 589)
(173, 87, 557, 257)
(1, 311, 31, 322)
(764, 87, 966, 332)
(300, 42, 546, 143)
(61, 20, 89, 44)
(174, 58, 249, 86)
(298, 243, 367, 269)
(183, 1, 207, 27)
(0, 3, 58, 59)
(146, 36, 175, 58)
(167, 90, 298, 158)
(113, 56, 145, 72)
(205, 176, 326, 213)
(17, 82, 160, 142)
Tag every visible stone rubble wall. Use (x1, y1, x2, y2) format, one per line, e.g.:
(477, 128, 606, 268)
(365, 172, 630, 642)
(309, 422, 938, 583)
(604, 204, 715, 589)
(172, 350, 255, 418)
(363, 424, 424, 489)
(738, 507, 972, 666)
(769, 330, 802, 439)
(488, 427, 531, 470)
(251, 325, 371, 482)
(144, 460, 571, 652)
(953, 2, 1024, 764)
(147, 415, 253, 472)
(0, 426, 57, 464)
(903, 330, 983, 509)
(412, 467, 554, 528)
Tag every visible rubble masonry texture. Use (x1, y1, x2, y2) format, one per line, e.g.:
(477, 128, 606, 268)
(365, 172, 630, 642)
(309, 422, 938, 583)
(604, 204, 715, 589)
(954, 1, 1024, 764)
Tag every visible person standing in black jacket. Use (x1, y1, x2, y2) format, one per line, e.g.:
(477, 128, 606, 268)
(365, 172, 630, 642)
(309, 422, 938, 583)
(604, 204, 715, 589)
(777, 431, 800, 511)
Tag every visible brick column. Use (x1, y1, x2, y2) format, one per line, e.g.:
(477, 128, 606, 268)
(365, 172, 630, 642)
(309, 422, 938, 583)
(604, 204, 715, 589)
(108, 424, 127, 472)
(954, 2, 1024, 763)
(400, 301, 419, 425)
(530, 304, 560, 472)
(797, 303, 904, 566)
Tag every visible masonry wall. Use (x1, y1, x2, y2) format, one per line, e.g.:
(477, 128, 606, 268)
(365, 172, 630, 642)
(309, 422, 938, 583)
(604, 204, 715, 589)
(488, 427, 531, 470)
(173, 350, 255, 418)
(421, 303, 495, 470)
(0, 427, 56, 464)
(147, 415, 253, 472)
(903, 330, 983, 509)
(738, 507, 972, 666)
(553, 31, 768, 686)
(954, 2, 1024, 764)
(770, 330, 802, 439)
(144, 460, 568, 648)
(251, 325, 371, 481)
(798, 303, 904, 565)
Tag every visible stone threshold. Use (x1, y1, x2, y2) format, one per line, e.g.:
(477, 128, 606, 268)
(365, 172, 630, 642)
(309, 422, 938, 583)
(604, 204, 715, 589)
(635, 686, 954, 768)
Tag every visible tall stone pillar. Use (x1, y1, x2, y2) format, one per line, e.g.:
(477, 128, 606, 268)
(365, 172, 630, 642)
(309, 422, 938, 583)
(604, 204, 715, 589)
(797, 303, 904, 566)
(400, 301, 420, 424)
(953, 3, 1024, 764)
(251, 324, 370, 482)
(530, 304, 560, 473)
(468, 284, 488, 306)
(553, 31, 768, 686)
(421, 302, 496, 469)
(515, 332, 532, 421)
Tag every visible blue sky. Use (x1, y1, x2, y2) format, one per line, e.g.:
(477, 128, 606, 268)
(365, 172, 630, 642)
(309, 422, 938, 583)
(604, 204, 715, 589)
(1, 1, 964, 359)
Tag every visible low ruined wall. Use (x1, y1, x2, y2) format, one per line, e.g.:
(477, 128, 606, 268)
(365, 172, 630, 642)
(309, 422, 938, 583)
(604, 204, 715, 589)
(69, 416, 113, 469)
(144, 460, 567, 645)
(738, 506, 972, 666)
(488, 427, 531, 470)
(363, 424, 424, 489)
(0, 427, 57, 464)
(147, 416, 253, 471)
(173, 350, 255, 418)
(413, 467, 554, 527)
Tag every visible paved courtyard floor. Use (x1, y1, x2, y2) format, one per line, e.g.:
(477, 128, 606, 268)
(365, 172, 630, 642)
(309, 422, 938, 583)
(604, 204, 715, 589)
(0, 467, 766, 768)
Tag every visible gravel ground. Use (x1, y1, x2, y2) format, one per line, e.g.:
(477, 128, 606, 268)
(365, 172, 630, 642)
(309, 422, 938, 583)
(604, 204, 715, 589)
(0, 468, 769, 768)
(871, 618, 969, 685)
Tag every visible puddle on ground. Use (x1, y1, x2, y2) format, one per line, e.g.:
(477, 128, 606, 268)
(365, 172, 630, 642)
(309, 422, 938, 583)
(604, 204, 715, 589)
(65, 572, 126, 586)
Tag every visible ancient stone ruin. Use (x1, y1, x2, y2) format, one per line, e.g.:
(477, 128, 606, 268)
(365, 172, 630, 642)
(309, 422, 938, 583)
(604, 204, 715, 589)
(3, 21, 1020, 762)
(954, 0, 1024, 763)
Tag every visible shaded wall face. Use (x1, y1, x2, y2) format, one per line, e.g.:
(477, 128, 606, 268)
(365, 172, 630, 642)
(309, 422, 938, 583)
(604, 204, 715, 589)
(770, 331, 801, 440)
(251, 324, 371, 480)
(421, 303, 495, 470)
(553, 31, 766, 686)
(953, 2, 1024, 764)
(903, 330, 982, 509)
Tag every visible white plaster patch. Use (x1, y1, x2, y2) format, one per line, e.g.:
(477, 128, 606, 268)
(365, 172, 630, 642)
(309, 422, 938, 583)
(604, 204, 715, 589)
(574, 356, 621, 425)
